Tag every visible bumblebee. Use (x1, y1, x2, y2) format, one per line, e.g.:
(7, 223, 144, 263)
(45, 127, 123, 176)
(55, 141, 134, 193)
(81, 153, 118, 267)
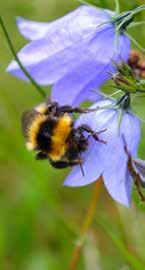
(22, 100, 105, 172)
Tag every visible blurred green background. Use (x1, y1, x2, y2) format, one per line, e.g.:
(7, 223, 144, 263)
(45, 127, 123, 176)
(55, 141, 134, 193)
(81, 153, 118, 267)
(0, 0, 145, 269)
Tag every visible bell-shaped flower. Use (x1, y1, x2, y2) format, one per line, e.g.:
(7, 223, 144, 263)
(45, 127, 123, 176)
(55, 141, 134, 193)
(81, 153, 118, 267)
(64, 98, 141, 207)
(7, 5, 130, 105)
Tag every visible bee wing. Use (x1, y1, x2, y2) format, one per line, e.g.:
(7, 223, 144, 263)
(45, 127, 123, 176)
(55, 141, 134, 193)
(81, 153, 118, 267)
(133, 158, 145, 188)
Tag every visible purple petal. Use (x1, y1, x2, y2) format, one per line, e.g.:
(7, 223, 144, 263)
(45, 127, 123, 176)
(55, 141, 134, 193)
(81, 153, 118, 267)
(7, 6, 114, 85)
(63, 138, 104, 186)
(16, 6, 113, 41)
(16, 17, 52, 40)
(102, 134, 130, 207)
(120, 112, 140, 156)
(7, 27, 114, 85)
(103, 111, 140, 207)
(52, 61, 112, 106)
(125, 170, 133, 205)
(7, 38, 97, 85)
(64, 99, 116, 186)
(52, 31, 130, 105)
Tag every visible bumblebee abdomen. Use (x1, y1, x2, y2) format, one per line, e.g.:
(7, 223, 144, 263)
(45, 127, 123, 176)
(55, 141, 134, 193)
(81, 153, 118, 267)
(49, 114, 73, 161)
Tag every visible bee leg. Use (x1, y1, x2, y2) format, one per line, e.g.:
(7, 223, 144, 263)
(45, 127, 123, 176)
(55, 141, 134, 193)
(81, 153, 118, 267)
(50, 159, 82, 169)
(36, 152, 48, 160)
(58, 105, 99, 114)
(78, 124, 106, 144)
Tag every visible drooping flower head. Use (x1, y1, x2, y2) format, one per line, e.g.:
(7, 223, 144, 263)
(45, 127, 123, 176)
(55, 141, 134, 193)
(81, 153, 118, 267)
(6, 3, 145, 105)
(7, 4, 132, 105)
(64, 93, 141, 207)
(63, 60, 145, 207)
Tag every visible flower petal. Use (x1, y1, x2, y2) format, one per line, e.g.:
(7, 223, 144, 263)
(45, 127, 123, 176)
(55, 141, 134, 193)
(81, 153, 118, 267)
(16, 6, 112, 41)
(125, 170, 133, 205)
(16, 17, 51, 40)
(64, 100, 116, 186)
(103, 111, 140, 207)
(7, 23, 115, 85)
(102, 134, 130, 207)
(52, 60, 112, 105)
(120, 112, 140, 156)
(63, 138, 104, 186)
(7, 6, 114, 85)
(7, 38, 97, 85)
(52, 32, 130, 105)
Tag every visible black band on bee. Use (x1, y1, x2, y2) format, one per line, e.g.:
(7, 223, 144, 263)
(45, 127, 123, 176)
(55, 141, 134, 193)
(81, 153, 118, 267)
(36, 119, 57, 151)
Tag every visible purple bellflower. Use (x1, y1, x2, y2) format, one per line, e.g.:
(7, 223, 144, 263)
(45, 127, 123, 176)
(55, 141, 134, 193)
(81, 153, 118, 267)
(64, 96, 140, 207)
(7, 5, 130, 105)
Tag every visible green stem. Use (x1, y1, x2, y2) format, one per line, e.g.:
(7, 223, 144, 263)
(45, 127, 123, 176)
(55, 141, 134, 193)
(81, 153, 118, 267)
(131, 5, 145, 16)
(114, 28, 119, 51)
(128, 21, 145, 28)
(109, 89, 122, 97)
(0, 16, 46, 98)
(116, 5, 145, 32)
(114, 0, 120, 14)
(125, 32, 145, 53)
(116, 13, 133, 32)
(68, 179, 102, 270)
(117, 108, 124, 133)
(77, 0, 98, 9)
(96, 218, 145, 270)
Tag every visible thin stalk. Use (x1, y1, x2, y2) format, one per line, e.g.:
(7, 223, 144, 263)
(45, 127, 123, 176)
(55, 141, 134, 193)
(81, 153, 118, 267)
(116, 5, 145, 32)
(128, 21, 145, 28)
(114, 0, 120, 14)
(109, 89, 122, 97)
(116, 13, 133, 32)
(117, 108, 124, 133)
(131, 5, 145, 16)
(114, 28, 119, 51)
(77, 0, 98, 9)
(125, 32, 145, 53)
(0, 16, 46, 98)
(68, 179, 102, 270)
(96, 218, 145, 270)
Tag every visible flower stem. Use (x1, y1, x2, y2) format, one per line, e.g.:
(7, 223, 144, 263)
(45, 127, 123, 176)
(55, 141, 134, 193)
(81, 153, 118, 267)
(115, 4, 145, 32)
(77, 0, 98, 9)
(114, 0, 120, 14)
(131, 5, 145, 16)
(125, 32, 145, 53)
(128, 21, 145, 28)
(0, 16, 46, 98)
(68, 178, 102, 270)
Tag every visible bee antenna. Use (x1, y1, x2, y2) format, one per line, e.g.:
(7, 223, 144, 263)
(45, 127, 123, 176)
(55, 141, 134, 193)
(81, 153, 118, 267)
(0, 16, 46, 98)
